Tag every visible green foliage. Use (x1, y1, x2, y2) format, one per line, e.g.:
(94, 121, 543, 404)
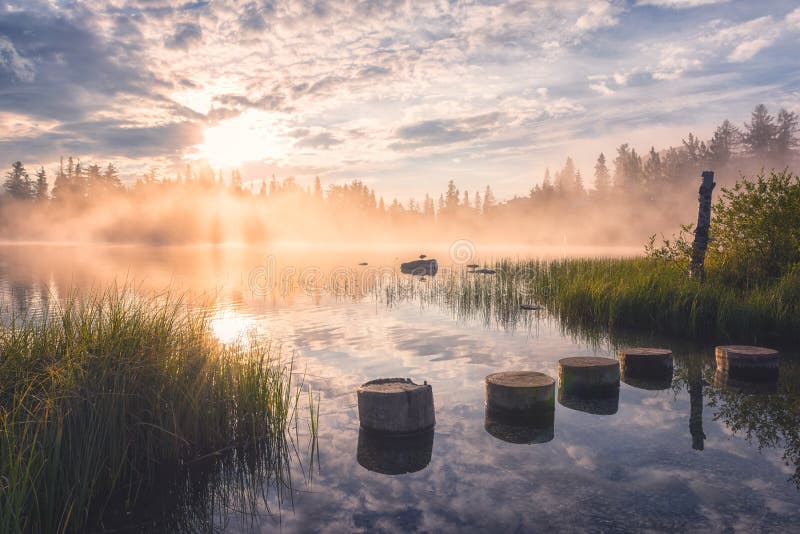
(0, 287, 313, 532)
(709, 170, 800, 281)
(646, 171, 800, 285)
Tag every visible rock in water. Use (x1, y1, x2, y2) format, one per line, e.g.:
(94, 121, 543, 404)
(400, 259, 438, 276)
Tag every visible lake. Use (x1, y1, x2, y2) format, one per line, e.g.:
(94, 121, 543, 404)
(1, 242, 798, 533)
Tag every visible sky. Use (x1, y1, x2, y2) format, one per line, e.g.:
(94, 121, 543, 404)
(1, 0, 799, 200)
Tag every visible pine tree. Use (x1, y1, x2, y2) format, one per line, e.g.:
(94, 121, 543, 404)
(34, 166, 48, 200)
(313, 176, 323, 201)
(707, 120, 741, 165)
(593, 153, 610, 194)
(3, 161, 32, 200)
(542, 168, 553, 192)
(574, 169, 584, 195)
(774, 108, 799, 158)
(483, 185, 496, 214)
(474, 191, 481, 213)
(557, 157, 576, 194)
(743, 104, 776, 155)
(103, 163, 122, 191)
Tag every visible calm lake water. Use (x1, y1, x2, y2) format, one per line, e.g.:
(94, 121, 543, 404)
(1, 243, 798, 533)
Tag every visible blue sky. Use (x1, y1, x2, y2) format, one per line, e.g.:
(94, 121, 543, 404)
(0, 0, 798, 200)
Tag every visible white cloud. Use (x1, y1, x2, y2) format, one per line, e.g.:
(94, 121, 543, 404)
(636, 0, 728, 8)
(575, 1, 622, 32)
(590, 82, 616, 96)
(728, 38, 773, 62)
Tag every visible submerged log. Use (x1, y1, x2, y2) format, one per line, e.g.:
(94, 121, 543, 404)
(400, 259, 438, 276)
(357, 378, 435, 434)
(689, 171, 715, 280)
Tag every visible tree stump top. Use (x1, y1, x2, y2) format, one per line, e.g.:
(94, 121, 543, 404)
(619, 348, 672, 357)
(358, 377, 426, 394)
(717, 345, 778, 356)
(559, 357, 618, 369)
(486, 371, 554, 388)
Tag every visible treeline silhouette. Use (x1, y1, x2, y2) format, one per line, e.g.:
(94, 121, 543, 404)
(0, 104, 797, 245)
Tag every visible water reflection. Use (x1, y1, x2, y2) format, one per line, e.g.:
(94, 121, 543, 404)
(1, 243, 799, 531)
(713, 369, 779, 395)
(483, 407, 555, 444)
(356, 429, 434, 475)
(557, 388, 620, 415)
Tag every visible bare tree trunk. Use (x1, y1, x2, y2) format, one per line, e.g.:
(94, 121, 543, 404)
(689, 171, 715, 280)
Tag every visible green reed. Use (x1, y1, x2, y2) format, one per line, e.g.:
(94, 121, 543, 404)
(0, 285, 317, 532)
(378, 258, 800, 344)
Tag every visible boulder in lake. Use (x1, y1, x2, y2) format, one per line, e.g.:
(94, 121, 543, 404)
(401, 259, 438, 276)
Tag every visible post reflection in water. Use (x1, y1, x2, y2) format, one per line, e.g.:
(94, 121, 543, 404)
(483, 407, 555, 445)
(557, 387, 620, 415)
(356, 428, 434, 475)
(713, 369, 779, 395)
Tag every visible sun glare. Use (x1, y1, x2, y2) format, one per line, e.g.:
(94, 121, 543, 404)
(210, 308, 257, 344)
(192, 111, 286, 168)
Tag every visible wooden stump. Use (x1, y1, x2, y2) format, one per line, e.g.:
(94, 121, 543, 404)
(558, 357, 619, 395)
(357, 378, 435, 435)
(357, 428, 434, 475)
(619, 348, 673, 390)
(484, 406, 554, 445)
(713, 369, 778, 395)
(485, 371, 555, 413)
(715, 345, 779, 381)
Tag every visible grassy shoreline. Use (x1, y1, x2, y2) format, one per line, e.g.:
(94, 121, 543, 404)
(0, 287, 313, 532)
(488, 258, 800, 343)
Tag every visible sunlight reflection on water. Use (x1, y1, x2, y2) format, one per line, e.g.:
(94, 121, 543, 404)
(0, 243, 798, 533)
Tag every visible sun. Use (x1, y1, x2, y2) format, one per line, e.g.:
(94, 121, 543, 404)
(192, 110, 286, 168)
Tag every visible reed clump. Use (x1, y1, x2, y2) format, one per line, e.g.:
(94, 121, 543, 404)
(0, 286, 309, 532)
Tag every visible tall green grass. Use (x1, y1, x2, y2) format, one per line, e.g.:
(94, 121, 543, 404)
(380, 258, 800, 344)
(0, 286, 315, 532)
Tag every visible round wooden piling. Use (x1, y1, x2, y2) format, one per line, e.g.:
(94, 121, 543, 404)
(357, 427, 434, 475)
(715, 345, 779, 381)
(713, 369, 778, 395)
(357, 378, 435, 435)
(619, 348, 673, 390)
(485, 371, 555, 413)
(558, 357, 619, 395)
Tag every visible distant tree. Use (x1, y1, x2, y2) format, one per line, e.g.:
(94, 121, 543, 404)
(556, 157, 576, 194)
(313, 176, 323, 201)
(774, 108, 799, 160)
(52, 157, 70, 201)
(103, 163, 122, 192)
(743, 104, 776, 156)
(143, 167, 159, 184)
(574, 169, 585, 195)
(483, 185, 496, 214)
(707, 120, 741, 165)
(474, 191, 481, 213)
(462, 190, 470, 210)
(444, 180, 459, 212)
(593, 153, 610, 193)
(231, 169, 243, 192)
(644, 147, 663, 185)
(541, 168, 553, 192)
(86, 163, 103, 198)
(614, 144, 643, 189)
(34, 166, 48, 200)
(423, 194, 435, 219)
(3, 161, 32, 200)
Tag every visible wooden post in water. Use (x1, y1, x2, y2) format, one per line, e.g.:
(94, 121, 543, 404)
(689, 171, 716, 280)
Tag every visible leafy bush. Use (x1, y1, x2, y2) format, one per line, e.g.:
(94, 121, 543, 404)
(647, 170, 800, 284)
